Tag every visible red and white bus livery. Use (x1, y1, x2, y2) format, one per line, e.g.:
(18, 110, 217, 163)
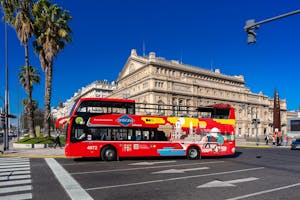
(57, 98, 236, 160)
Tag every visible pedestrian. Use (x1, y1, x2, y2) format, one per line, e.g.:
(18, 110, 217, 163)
(285, 136, 289, 147)
(265, 135, 269, 145)
(54, 134, 62, 149)
(272, 136, 276, 146)
(277, 131, 281, 146)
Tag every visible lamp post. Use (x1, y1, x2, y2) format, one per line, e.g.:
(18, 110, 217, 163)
(240, 103, 259, 145)
(249, 107, 259, 146)
(3, 9, 9, 151)
(254, 110, 259, 146)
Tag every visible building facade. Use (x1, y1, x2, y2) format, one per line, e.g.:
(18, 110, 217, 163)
(51, 80, 116, 119)
(110, 49, 287, 137)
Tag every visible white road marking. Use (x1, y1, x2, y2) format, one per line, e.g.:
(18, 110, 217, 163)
(71, 161, 224, 175)
(0, 158, 32, 199)
(0, 185, 32, 194)
(128, 161, 177, 166)
(0, 158, 29, 161)
(152, 167, 209, 174)
(0, 179, 31, 187)
(0, 170, 30, 176)
(226, 182, 300, 200)
(197, 177, 259, 188)
(0, 164, 29, 169)
(0, 175, 31, 181)
(0, 167, 30, 172)
(85, 167, 264, 191)
(0, 162, 30, 166)
(45, 158, 93, 200)
(0, 192, 32, 200)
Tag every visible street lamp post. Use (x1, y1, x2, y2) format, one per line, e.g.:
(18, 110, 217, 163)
(249, 107, 260, 146)
(3, 9, 9, 151)
(239, 103, 260, 145)
(254, 110, 259, 146)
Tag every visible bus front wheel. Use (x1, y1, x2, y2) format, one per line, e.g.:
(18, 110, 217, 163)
(187, 147, 200, 160)
(101, 146, 117, 161)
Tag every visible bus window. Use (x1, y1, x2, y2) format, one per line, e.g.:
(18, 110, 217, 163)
(128, 129, 133, 140)
(143, 130, 150, 140)
(136, 130, 142, 141)
(156, 131, 167, 141)
(149, 130, 155, 141)
(72, 127, 86, 141)
(89, 128, 107, 141)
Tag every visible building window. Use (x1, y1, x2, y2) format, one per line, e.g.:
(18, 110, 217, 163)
(179, 99, 184, 114)
(157, 100, 165, 115)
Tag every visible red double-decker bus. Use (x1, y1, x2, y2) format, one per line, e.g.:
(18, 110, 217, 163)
(56, 98, 236, 161)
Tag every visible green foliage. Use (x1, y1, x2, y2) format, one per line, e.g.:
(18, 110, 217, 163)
(17, 135, 65, 144)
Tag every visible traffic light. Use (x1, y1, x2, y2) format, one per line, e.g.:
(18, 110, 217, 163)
(0, 113, 5, 128)
(245, 19, 258, 44)
(246, 27, 256, 44)
(0, 113, 5, 120)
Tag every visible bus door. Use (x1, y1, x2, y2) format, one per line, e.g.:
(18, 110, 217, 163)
(70, 124, 100, 157)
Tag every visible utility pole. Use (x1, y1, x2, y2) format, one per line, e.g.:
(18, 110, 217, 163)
(244, 9, 300, 44)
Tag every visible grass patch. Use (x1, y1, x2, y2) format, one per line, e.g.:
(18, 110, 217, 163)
(17, 135, 65, 144)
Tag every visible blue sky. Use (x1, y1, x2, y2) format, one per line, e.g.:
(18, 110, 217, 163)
(1, 0, 300, 118)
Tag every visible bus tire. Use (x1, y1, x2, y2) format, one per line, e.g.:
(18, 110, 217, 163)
(187, 146, 200, 160)
(101, 146, 117, 161)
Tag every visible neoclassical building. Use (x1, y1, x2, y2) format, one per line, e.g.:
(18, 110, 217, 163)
(110, 49, 287, 137)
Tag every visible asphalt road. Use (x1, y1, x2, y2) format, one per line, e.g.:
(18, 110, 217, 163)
(1, 147, 300, 200)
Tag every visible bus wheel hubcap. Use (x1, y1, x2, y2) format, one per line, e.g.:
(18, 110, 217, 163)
(106, 150, 114, 158)
(189, 149, 197, 158)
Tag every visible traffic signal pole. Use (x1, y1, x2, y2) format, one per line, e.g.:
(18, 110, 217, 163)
(244, 9, 300, 44)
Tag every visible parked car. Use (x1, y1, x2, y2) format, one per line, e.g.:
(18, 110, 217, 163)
(291, 138, 300, 150)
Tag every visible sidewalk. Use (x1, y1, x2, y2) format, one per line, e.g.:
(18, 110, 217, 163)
(0, 141, 65, 158)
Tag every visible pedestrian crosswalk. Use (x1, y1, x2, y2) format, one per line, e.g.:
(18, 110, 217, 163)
(0, 157, 32, 200)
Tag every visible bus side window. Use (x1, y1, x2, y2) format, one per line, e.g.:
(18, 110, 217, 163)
(128, 129, 133, 140)
(150, 131, 155, 141)
(99, 128, 107, 141)
(156, 131, 167, 141)
(143, 130, 150, 141)
(136, 130, 142, 141)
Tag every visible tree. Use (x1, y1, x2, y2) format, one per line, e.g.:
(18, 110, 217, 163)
(19, 65, 40, 89)
(19, 66, 40, 129)
(21, 99, 44, 130)
(32, 0, 72, 137)
(1, 0, 36, 138)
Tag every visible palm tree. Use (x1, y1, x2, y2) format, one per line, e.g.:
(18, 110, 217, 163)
(1, 0, 36, 138)
(19, 66, 39, 131)
(32, 0, 72, 137)
(19, 65, 40, 89)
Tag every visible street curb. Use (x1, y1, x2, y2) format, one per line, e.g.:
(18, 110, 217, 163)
(12, 143, 62, 149)
(0, 154, 69, 158)
(237, 144, 290, 149)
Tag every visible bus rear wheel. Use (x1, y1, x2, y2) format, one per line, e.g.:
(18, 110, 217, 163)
(101, 146, 117, 161)
(187, 147, 200, 160)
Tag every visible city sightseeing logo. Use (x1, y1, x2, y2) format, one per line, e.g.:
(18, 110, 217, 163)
(117, 115, 134, 127)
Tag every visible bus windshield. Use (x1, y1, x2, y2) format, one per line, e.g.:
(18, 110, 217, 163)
(72, 98, 135, 115)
